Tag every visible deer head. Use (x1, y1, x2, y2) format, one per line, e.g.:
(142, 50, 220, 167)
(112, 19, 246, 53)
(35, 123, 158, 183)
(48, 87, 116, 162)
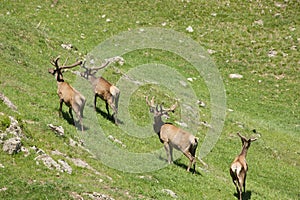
(145, 96, 178, 119)
(48, 56, 82, 82)
(237, 132, 257, 150)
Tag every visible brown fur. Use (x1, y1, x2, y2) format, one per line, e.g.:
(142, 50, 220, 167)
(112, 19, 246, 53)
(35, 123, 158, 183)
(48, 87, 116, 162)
(48, 57, 86, 132)
(230, 133, 257, 200)
(146, 96, 200, 173)
(82, 69, 120, 124)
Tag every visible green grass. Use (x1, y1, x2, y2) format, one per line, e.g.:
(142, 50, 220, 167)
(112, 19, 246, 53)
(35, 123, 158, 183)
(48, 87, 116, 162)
(1, 0, 299, 199)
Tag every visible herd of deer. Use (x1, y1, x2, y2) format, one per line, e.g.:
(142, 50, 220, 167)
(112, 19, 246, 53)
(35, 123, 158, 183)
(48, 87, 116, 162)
(48, 56, 258, 200)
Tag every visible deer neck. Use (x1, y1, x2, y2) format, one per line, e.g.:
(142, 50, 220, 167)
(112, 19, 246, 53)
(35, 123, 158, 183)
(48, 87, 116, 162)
(56, 73, 64, 83)
(87, 74, 98, 85)
(239, 144, 249, 158)
(153, 116, 164, 134)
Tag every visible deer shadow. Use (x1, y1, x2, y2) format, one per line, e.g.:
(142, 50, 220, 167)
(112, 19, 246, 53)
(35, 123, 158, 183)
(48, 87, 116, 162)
(61, 110, 75, 125)
(95, 107, 123, 125)
(234, 191, 252, 200)
(157, 155, 202, 175)
(95, 107, 114, 122)
(61, 110, 88, 131)
(173, 160, 202, 175)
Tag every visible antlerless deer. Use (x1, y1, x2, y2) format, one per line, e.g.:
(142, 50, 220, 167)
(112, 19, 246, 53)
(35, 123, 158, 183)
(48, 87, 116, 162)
(230, 132, 258, 200)
(81, 57, 123, 124)
(48, 56, 86, 132)
(146, 96, 207, 173)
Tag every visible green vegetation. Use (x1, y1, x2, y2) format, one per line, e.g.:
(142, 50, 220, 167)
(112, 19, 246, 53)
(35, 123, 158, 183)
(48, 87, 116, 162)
(0, 113, 10, 132)
(0, 0, 299, 199)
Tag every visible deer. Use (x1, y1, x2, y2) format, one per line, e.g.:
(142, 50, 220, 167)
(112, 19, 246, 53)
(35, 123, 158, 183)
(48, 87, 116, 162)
(146, 96, 207, 173)
(230, 132, 258, 200)
(81, 57, 123, 125)
(48, 56, 86, 132)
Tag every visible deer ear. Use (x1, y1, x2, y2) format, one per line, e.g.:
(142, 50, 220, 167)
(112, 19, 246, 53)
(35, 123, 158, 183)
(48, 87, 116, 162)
(155, 105, 159, 112)
(159, 104, 164, 112)
(48, 68, 55, 75)
(237, 132, 247, 141)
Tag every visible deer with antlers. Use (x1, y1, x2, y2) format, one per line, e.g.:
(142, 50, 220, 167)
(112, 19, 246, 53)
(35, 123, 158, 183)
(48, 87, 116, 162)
(81, 57, 123, 124)
(48, 56, 86, 131)
(146, 96, 207, 173)
(230, 132, 258, 200)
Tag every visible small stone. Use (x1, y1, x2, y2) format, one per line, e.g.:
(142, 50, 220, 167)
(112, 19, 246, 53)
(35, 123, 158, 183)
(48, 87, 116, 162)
(187, 77, 193, 82)
(197, 100, 206, 107)
(162, 189, 178, 198)
(207, 49, 216, 54)
(48, 124, 64, 136)
(229, 74, 243, 79)
(61, 43, 73, 50)
(186, 26, 194, 33)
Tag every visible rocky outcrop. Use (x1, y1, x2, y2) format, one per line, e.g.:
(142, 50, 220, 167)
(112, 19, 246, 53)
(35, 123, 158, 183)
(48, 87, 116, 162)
(3, 137, 22, 154)
(1, 114, 24, 155)
(0, 93, 18, 112)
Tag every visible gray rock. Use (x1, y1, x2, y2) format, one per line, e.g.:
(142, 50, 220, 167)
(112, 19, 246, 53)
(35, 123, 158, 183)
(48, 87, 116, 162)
(6, 116, 23, 137)
(229, 73, 243, 79)
(162, 189, 178, 198)
(48, 124, 64, 136)
(0, 93, 18, 112)
(58, 159, 72, 174)
(83, 192, 115, 200)
(35, 154, 61, 171)
(3, 137, 22, 154)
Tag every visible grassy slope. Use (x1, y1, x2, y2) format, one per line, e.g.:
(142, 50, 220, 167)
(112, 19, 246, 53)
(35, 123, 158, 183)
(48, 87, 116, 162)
(0, 0, 299, 199)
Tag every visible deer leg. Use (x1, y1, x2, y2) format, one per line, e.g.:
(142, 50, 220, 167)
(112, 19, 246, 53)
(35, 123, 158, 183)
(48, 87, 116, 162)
(105, 101, 110, 117)
(113, 113, 118, 125)
(94, 94, 97, 111)
(69, 107, 75, 125)
(80, 101, 85, 118)
(59, 99, 63, 117)
(237, 177, 243, 200)
(69, 107, 73, 118)
(192, 157, 196, 174)
(243, 174, 247, 193)
(190, 146, 197, 173)
(77, 113, 84, 132)
(164, 142, 172, 164)
(182, 151, 194, 172)
(73, 105, 84, 132)
(108, 99, 118, 124)
(169, 145, 174, 163)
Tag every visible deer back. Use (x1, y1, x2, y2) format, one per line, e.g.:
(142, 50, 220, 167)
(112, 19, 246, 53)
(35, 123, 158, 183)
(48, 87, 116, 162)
(160, 124, 197, 150)
(94, 77, 112, 98)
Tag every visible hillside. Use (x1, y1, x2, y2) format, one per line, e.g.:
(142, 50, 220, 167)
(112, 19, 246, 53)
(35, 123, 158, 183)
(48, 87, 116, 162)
(0, 1, 299, 199)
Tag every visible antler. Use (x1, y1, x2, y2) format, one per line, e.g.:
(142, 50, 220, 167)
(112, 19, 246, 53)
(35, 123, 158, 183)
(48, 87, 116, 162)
(145, 96, 155, 108)
(60, 60, 82, 69)
(162, 101, 178, 112)
(90, 59, 111, 71)
(50, 56, 82, 70)
(146, 96, 178, 113)
(89, 56, 125, 71)
(50, 56, 61, 69)
(250, 137, 258, 142)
